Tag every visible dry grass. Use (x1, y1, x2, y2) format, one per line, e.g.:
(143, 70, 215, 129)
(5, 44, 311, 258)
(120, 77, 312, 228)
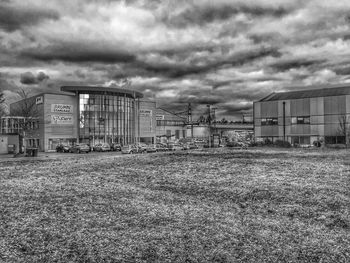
(0, 148, 349, 262)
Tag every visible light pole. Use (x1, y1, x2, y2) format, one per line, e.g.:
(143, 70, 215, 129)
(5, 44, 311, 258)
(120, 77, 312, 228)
(212, 107, 217, 134)
(207, 104, 211, 147)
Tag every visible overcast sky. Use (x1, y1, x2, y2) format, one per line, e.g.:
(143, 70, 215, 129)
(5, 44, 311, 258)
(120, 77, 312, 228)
(2, 0, 350, 120)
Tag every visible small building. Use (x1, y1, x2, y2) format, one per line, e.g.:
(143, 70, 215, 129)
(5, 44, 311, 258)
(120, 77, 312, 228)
(254, 84, 350, 145)
(0, 134, 20, 154)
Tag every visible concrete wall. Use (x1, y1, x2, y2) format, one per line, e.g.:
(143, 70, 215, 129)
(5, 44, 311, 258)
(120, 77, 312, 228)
(43, 94, 78, 151)
(0, 135, 19, 154)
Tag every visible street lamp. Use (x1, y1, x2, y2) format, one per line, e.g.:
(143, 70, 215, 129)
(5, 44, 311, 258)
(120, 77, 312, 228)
(207, 105, 211, 147)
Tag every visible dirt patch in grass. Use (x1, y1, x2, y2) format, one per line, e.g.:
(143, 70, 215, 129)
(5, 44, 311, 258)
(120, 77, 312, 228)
(0, 148, 349, 262)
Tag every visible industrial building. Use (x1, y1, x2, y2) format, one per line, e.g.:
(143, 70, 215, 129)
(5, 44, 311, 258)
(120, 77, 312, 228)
(254, 84, 350, 145)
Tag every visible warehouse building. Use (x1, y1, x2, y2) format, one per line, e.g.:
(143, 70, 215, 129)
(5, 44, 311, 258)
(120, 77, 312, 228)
(5, 86, 188, 152)
(254, 84, 350, 145)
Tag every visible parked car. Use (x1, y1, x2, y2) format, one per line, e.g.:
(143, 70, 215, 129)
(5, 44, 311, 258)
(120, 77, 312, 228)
(93, 143, 111, 152)
(156, 143, 168, 152)
(146, 144, 157, 153)
(169, 144, 183, 151)
(121, 145, 139, 154)
(188, 143, 199, 149)
(70, 143, 90, 153)
(110, 143, 122, 151)
(137, 143, 148, 153)
(56, 144, 71, 153)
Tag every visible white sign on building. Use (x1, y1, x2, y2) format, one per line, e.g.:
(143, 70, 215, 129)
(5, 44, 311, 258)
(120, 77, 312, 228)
(36, 96, 43, 105)
(156, 115, 164, 120)
(51, 104, 73, 113)
(139, 109, 152, 117)
(51, 115, 73, 125)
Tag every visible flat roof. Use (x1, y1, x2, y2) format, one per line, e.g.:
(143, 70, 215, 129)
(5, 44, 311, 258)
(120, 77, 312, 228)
(259, 84, 350, 102)
(61, 86, 143, 99)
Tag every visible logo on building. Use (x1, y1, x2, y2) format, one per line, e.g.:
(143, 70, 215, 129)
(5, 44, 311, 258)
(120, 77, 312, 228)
(36, 96, 43, 105)
(51, 104, 73, 113)
(51, 115, 73, 125)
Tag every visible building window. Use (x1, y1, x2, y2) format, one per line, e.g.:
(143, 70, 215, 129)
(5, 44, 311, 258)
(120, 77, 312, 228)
(291, 116, 310, 124)
(325, 136, 345, 144)
(157, 120, 185, 126)
(261, 117, 278, 126)
(175, 130, 180, 139)
(291, 136, 311, 145)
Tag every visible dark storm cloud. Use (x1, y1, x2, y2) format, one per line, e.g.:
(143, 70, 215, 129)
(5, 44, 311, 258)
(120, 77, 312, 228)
(269, 58, 326, 72)
(162, 4, 291, 28)
(221, 103, 254, 115)
(20, 71, 50, 85)
(37, 71, 49, 81)
(0, 3, 59, 32)
(333, 65, 350, 76)
(136, 47, 281, 78)
(20, 72, 36, 84)
(21, 44, 136, 63)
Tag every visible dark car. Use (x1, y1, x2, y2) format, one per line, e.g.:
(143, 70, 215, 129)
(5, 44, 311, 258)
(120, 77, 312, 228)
(146, 144, 157, 153)
(110, 143, 122, 151)
(56, 144, 71, 153)
(69, 143, 90, 153)
(156, 143, 169, 152)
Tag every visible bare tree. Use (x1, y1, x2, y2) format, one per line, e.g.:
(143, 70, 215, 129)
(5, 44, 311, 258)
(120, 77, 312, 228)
(337, 115, 350, 146)
(10, 88, 40, 152)
(0, 91, 7, 117)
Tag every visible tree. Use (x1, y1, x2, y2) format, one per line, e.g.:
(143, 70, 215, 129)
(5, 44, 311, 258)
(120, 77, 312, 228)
(0, 92, 5, 117)
(9, 88, 40, 152)
(221, 118, 228, 124)
(337, 115, 350, 146)
(197, 115, 206, 123)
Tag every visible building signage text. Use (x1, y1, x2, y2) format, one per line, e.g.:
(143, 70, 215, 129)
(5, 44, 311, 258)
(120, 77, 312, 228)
(51, 115, 73, 125)
(51, 104, 73, 113)
(139, 109, 152, 117)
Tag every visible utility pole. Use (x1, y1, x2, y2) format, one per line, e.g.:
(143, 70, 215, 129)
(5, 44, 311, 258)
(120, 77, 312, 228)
(188, 103, 193, 138)
(207, 104, 211, 147)
(212, 107, 217, 134)
(283, 101, 286, 143)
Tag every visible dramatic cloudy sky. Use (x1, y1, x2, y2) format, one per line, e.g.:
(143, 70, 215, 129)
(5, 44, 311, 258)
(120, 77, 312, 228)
(2, 0, 350, 120)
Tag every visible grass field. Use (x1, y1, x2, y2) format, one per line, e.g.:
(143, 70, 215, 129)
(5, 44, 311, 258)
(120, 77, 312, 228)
(0, 148, 349, 262)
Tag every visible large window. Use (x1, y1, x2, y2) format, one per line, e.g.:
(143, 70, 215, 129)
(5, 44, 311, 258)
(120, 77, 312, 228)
(261, 117, 278, 126)
(325, 136, 346, 144)
(291, 136, 310, 145)
(79, 93, 136, 146)
(291, 116, 310, 124)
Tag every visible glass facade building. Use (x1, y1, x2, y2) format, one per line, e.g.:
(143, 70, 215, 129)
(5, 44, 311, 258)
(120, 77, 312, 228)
(62, 86, 143, 146)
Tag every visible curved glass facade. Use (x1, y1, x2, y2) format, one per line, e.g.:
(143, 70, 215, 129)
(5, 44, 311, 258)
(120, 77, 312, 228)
(79, 93, 137, 145)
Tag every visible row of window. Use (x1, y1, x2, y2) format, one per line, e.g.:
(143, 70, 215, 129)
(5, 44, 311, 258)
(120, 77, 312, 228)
(261, 116, 310, 126)
(261, 118, 278, 126)
(157, 120, 185, 126)
(260, 136, 346, 145)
